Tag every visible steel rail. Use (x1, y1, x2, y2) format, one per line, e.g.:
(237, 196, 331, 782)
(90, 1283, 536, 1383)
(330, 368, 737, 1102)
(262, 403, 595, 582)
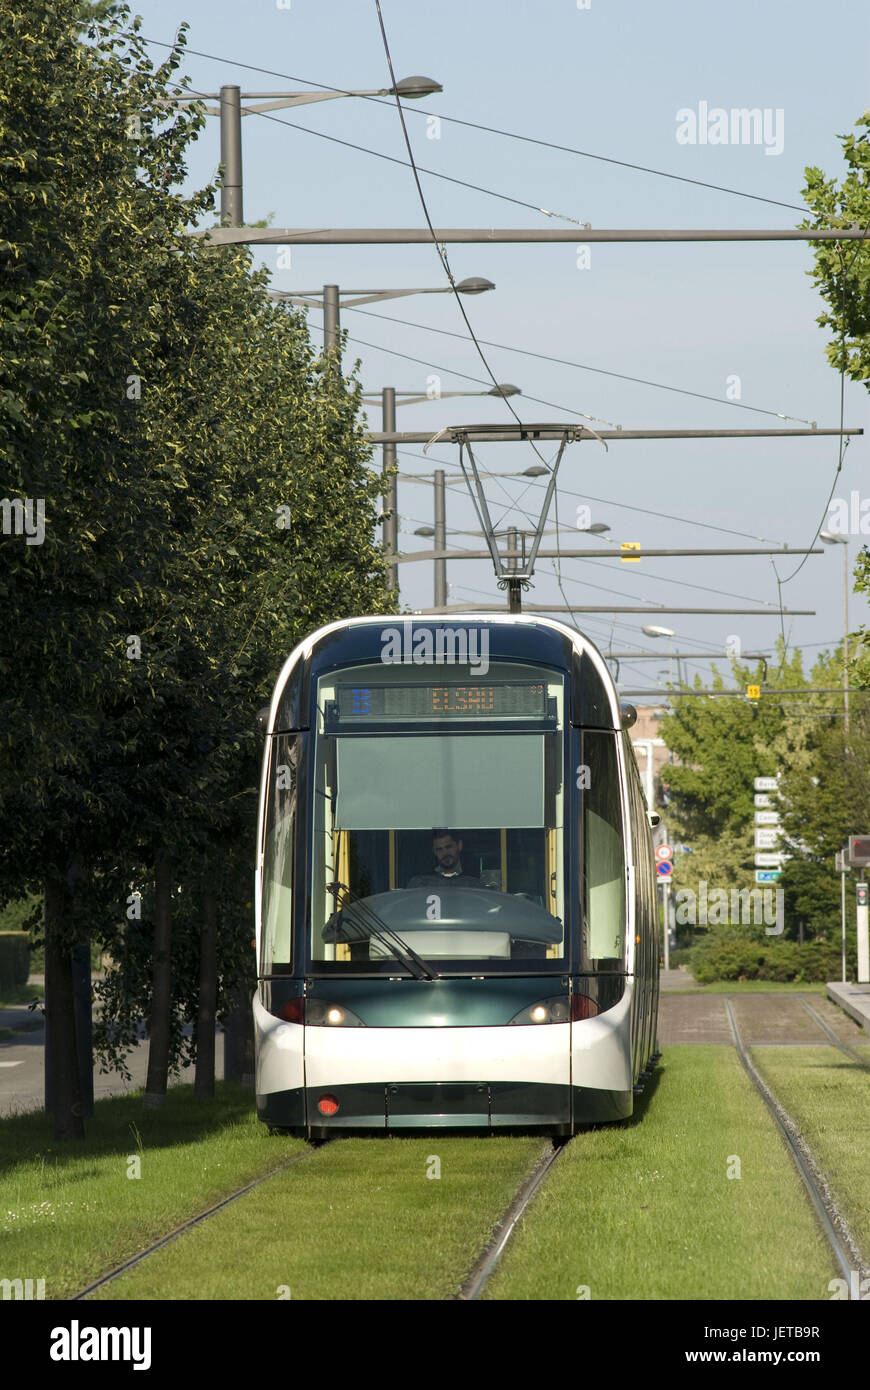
(724, 998, 863, 1286)
(799, 999, 870, 1067)
(455, 1140, 565, 1300)
(73, 1149, 315, 1299)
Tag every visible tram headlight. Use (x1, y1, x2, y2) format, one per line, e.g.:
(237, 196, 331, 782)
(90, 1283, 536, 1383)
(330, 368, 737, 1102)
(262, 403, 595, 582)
(305, 1000, 365, 1027)
(508, 997, 571, 1025)
(276, 999, 364, 1025)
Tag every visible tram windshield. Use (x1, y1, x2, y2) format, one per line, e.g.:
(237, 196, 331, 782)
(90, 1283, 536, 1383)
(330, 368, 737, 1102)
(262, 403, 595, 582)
(309, 661, 566, 972)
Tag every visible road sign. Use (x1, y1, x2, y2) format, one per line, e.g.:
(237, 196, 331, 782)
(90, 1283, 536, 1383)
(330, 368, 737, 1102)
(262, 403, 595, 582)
(848, 835, 870, 867)
(655, 844, 673, 861)
(620, 542, 641, 562)
(755, 811, 780, 825)
(746, 684, 761, 700)
(754, 777, 778, 792)
(754, 793, 772, 808)
(755, 852, 785, 867)
(755, 828, 779, 849)
(755, 870, 782, 883)
(656, 860, 673, 878)
(857, 883, 869, 908)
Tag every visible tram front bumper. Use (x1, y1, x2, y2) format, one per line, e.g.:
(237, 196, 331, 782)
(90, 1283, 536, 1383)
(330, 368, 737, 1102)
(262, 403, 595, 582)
(258, 1080, 572, 1135)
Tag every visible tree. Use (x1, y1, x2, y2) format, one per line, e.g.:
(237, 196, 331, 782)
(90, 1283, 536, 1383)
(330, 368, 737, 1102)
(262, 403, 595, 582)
(802, 117, 870, 680)
(658, 647, 845, 937)
(0, 2, 394, 1133)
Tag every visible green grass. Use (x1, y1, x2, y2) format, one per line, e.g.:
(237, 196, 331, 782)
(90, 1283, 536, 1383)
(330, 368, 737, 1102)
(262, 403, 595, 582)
(0, 984, 43, 1008)
(750, 1046, 870, 1264)
(0, 1084, 299, 1298)
(666, 980, 828, 995)
(91, 1135, 545, 1300)
(484, 1047, 838, 1301)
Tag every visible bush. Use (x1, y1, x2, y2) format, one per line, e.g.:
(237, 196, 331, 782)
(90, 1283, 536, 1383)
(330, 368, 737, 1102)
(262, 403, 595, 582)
(689, 929, 852, 983)
(0, 933, 31, 992)
(666, 948, 694, 968)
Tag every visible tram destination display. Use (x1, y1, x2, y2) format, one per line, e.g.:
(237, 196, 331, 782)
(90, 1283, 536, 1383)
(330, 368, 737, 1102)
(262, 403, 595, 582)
(336, 681, 548, 721)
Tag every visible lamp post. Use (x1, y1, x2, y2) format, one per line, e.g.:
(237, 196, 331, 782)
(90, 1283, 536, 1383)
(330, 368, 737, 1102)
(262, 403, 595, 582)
(168, 77, 442, 227)
(272, 278, 496, 375)
(820, 530, 849, 732)
(642, 625, 679, 686)
(375, 385, 521, 603)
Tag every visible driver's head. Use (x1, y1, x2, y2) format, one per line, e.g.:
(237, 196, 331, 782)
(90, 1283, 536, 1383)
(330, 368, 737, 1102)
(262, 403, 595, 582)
(432, 830, 462, 872)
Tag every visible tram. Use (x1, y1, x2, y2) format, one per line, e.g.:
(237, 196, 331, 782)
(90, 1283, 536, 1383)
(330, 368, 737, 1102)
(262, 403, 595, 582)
(254, 614, 660, 1137)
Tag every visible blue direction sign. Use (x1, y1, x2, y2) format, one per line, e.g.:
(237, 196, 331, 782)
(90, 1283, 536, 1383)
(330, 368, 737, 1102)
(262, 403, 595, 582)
(656, 860, 673, 878)
(755, 870, 781, 883)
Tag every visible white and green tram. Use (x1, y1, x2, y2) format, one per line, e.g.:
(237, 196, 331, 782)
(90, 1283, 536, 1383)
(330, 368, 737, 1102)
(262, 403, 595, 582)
(254, 615, 659, 1138)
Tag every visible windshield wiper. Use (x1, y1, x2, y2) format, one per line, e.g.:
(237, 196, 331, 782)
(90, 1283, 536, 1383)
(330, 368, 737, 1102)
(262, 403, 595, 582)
(326, 881, 439, 980)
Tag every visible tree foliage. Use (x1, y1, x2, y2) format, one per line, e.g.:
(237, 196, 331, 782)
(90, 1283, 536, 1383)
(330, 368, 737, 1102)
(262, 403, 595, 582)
(0, 1, 395, 1118)
(802, 115, 870, 683)
(658, 646, 862, 938)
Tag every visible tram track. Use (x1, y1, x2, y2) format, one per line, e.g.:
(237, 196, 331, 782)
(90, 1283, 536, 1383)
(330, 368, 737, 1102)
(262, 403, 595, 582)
(723, 998, 864, 1285)
(798, 997, 870, 1066)
(73, 1147, 317, 1300)
(454, 1138, 566, 1300)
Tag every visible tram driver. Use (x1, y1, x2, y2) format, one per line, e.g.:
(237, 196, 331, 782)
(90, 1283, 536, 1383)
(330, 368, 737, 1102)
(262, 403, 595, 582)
(406, 829, 484, 889)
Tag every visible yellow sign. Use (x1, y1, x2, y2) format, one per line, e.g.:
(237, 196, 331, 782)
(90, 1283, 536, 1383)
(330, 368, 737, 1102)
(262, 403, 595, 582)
(620, 542, 641, 562)
(746, 684, 761, 700)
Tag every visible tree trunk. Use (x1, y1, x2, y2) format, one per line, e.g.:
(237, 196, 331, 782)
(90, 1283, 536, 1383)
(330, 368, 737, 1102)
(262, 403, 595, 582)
(44, 872, 85, 1140)
(194, 887, 218, 1099)
(72, 933, 94, 1117)
(144, 849, 172, 1109)
(223, 979, 254, 1087)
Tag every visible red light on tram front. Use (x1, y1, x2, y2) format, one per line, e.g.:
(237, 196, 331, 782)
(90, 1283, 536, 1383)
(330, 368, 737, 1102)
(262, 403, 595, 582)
(571, 995, 599, 1021)
(317, 1095, 340, 1116)
(278, 999, 304, 1024)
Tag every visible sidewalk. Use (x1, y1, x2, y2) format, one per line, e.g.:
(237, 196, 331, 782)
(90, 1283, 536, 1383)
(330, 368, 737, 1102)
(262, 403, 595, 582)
(660, 965, 700, 991)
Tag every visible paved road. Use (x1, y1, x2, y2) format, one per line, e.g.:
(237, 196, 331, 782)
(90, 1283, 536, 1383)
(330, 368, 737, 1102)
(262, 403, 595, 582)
(0, 1004, 225, 1118)
(658, 990, 869, 1047)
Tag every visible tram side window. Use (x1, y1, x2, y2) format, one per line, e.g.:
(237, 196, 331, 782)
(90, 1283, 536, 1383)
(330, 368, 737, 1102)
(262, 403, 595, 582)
(582, 730, 626, 963)
(261, 736, 297, 973)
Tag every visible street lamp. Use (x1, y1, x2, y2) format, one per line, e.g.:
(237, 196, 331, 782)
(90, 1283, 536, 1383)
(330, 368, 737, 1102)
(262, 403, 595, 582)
(272, 279, 496, 371)
(362, 379, 515, 408)
(643, 625, 679, 686)
(167, 77, 443, 226)
(820, 530, 850, 730)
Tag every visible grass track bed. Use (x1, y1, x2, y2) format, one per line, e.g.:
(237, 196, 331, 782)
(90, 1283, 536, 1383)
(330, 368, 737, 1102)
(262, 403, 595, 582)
(90, 1135, 545, 1300)
(0, 1085, 303, 1299)
(749, 1045, 870, 1263)
(484, 1048, 837, 1300)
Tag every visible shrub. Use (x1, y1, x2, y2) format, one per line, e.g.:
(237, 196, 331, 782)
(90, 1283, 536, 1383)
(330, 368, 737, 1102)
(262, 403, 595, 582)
(689, 930, 853, 983)
(0, 933, 30, 992)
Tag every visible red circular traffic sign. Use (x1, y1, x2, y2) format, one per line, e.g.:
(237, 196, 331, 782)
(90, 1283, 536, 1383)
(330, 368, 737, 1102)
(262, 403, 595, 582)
(655, 844, 673, 861)
(656, 860, 673, 878)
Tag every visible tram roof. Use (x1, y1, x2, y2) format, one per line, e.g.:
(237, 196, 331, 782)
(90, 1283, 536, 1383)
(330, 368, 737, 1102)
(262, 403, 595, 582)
(265, 613, 623, 734)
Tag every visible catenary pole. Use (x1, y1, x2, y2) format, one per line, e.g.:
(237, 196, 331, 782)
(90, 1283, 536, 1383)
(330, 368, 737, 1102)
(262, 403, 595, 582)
(382, 388, 398, 592)
(218, 86, 243, 227)
(433, 469, 447, 608)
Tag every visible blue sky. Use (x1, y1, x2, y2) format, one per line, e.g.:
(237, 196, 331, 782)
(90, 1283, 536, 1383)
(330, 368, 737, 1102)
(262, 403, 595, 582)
(131, 0, 870, 689)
